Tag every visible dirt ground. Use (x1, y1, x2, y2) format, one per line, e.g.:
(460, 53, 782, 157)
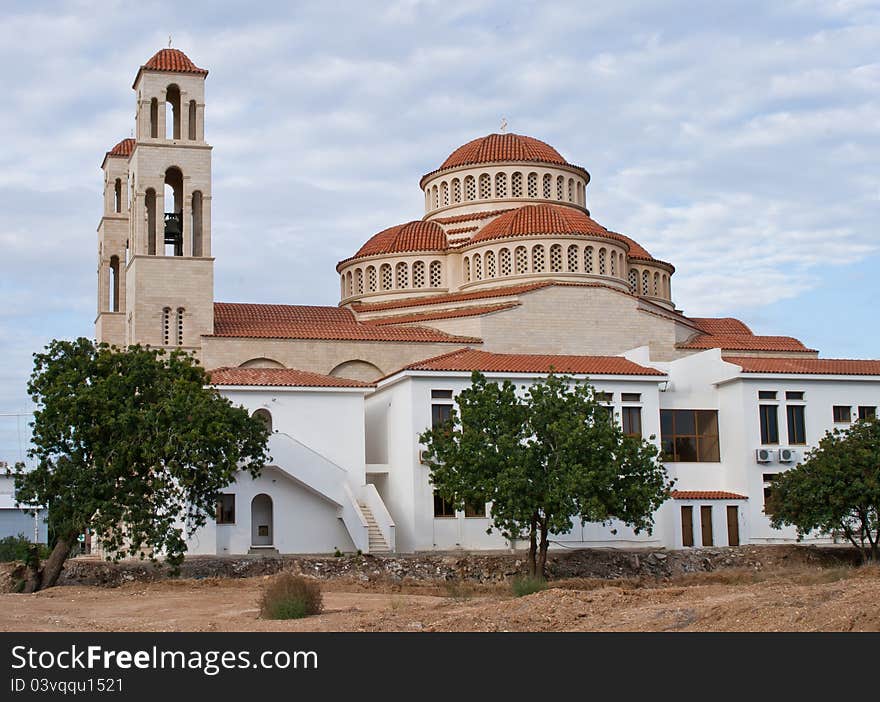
(2, 561, 879, 632)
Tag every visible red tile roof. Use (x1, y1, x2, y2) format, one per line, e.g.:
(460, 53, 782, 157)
(474, 203, 607, 243)
(691, 317, 753, 335)
(724, 357, 880, 376)
(135, 48, 208, 87)
(402, 348, 665, 376)
(343, 221, 448, 264)
(440, 134, 567, 170)
(367, 302, 519, 326)
(446, 226, 479, 236)
(106, 138, 135, 159)
(680, 334, 814, 353)
(211, 302, 480, 343)
(210, 367, 374, 388)
(433, 208, 515, 225)
(671, 491, 748, 500)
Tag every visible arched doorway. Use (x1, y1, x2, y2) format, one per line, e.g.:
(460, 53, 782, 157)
(251, 494, 273, 547)
(252, 408, 272, 433)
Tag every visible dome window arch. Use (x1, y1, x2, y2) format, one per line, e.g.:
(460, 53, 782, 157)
(556, 175, 564, 200)
(367, 266, 377, 292)
(413, 261, 426, 288)
(642, 270, 650, 296)
(532, 244, 545, 273)
(429, 261, 442, 288)
(511, 172, 523, 198)
(610, 250, 616, 277)
(355, 268, 364, 294)
(479, 174, 491, 199)
(495, 172, 507, 198)
(515, 246, 527, 274)
(567, 178, 574, 202)
(441, 181, 449, 206)
(485, 250, 496, 278)
(528, 172, 538, 198)
(543, 174, 552, 199)
(654, 272, 660, 296)
(396, 262, 409, 289)
(452, 178, 461, 203)
(499, 248, 512, 276)
(577, 181, 584, 206)
(346, 271, 353, 297)
(629, 269, 638, 294)
(431, 185, 438, 209)
(567, 244, 579, 272)
(473, 253, 482, 280)
(464, 256, 471, 282)
(598, 248, 607, 275)
(464, 176, 476, 201)
(550, 244, 563, 272)
(380, 263, 393, 290)
(585, 246, 594, 273)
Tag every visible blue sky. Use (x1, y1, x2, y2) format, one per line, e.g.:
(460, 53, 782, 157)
(1, 0, 878, 460)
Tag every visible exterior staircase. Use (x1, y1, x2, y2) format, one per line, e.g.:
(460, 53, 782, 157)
(358, 501, 391, 554)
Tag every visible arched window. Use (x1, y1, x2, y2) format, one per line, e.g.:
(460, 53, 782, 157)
(346, 271, 352, 297)
(145, 188, 157, 255)
(599, 248, 607, 275)
(663, 274, 670, 298)
(452, 178, 461, 203)
(485, 250, 496, 278)
(253, 409, 273, 433)
(429, 261, 442, 287)
(585, 246, 594, 273)
(413, 260, 426, 288)
(162, 307, 171, 345)
(380, 263, 392, 290)
(515, 246, 528, 274)
(642, 270, 650, 296)
(176, 307, 185, 345)
(499, 248, 512, 276)
(464, 256, 471, 282)
(464, 176, 476, 201)
(114, 178, 122, 213)
(567, 244, 579, 272)
(528, 172, 538, 198)
(150, 98, 159, 139)
(653, 272, 660, 296)
(165, 84, 181, 140)
(568, 178, 574, 202)
(473, 253, 482, 280)
(355, 268, 364, 294)
(495, 172, 507, 198)
(628, 269, 638, 293)
(188, 100, 197, 140)
(556, 175, 564, 200)
(511, 172, 523, 197)
(367, 266, 377, 292)
(431, 185, 438, 209)
(619, 253, 625, 276)
(441, 181, 449, 206)
(543, 173, 552, 199)
(610, 250, 616, 276)
(479, 174, 491, 199)
(396, 262, 409, 289)
(164, 167, 184, 256)
(532, 245, 545, 272)
(109, 255, 120, 312)
(550, 244, 563, 272)
(191, 190, 203, 257)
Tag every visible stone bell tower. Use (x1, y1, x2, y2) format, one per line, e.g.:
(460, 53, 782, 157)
(96, 47, 214, 353)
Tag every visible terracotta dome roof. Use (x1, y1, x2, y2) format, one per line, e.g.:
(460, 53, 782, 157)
(347, 221, 448, 262)
(133, 48, 207, 87)
(472, 204, 609, 243)
(440, 133, 567, 171)
(106, 138, 135, 158)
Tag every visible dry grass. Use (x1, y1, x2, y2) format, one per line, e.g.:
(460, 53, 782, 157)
(259, 572, 323, 620)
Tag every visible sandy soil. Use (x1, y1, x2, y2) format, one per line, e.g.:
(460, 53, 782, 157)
(2, 566, 879, 632)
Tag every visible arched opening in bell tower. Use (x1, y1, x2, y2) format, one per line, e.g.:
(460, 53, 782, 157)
(191, 190, 203, 256)
(165, 84, 181, 140)
(109, 255, 120, 312)
(145, 188, 157, 255)
(188, 100, 197, 140)
(114, 179, 122, 213)
(150, 98, 159, 139)
(164, 167, 183, 256)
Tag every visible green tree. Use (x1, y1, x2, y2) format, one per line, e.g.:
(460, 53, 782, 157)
(11, 338, 270, 592)
(766, 417, 880, 562)
(420, 372, 673, 576)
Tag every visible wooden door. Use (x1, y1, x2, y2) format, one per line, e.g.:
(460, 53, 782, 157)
(681, 506, 694, 547)
(726, 505, 740, 547)
(700, 506, 713, 547)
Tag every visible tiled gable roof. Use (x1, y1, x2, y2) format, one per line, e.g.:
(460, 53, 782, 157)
(401, 348, 665, 376)
(690, 317, 753, 335)
(724, 357, 880, 376)
(680, 334, 813, 353)
(671, 491, 748, 500)
(211, 302, 480, 343)
(210, 367, 374, 388)
(433, 208, 515, 225)
(366, 302, 519, 326)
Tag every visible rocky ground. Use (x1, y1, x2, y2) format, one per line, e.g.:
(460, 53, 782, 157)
(0, 545, 875, 632)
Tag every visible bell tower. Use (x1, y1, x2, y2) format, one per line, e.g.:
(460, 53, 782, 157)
(96, 47, 214, 353)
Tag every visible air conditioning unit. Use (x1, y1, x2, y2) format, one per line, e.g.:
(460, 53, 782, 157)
(755, 448, 773, 463)
(778, 448, 797, 463)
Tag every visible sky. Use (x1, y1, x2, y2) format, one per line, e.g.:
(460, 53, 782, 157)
(0, 0, 878, 461)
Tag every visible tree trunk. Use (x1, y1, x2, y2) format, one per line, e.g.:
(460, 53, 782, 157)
(23, 535, 73, 593)
(527, 513, 538, 577)
(537, 519, 549, 579)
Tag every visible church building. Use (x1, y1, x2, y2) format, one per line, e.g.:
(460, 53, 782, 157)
(95, 49, 880, 555)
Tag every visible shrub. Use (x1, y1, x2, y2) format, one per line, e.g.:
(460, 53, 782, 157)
(0, 534, 50, 563)
(260, 573, 323, 620)
(510, 574, 547, 597)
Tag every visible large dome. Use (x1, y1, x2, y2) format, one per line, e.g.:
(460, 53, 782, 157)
(473, 204, 608, 243)
(348, 220, 447, 261)
(439, 133, 567, 171)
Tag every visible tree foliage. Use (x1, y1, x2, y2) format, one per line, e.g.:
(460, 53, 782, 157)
(766, 417, 880, 562)
(419, 372, 673, 576)
(11, 338, 271, 591)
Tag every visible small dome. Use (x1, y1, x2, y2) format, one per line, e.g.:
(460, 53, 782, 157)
(106, 138, 135, 159)
(142, 48, 208, 75)
(439, 133, 567, 171)
(473, 204, 608, 243)
(351, 220, 447, 260)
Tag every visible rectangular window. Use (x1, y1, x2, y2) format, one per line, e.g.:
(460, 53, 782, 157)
(621, 393, 641, 402)
(464, 500, 486, 518)
(759, 405, 779, 445)
(758, 390, 777, 400)
(431, 389, 453, 399)
(431, 389, 454, 429)
(660, 409, 720, 462)
(833, 405, 851, 423)
(786, 405, 806, 445)
(216, 494, 235, 524)
(763, 473, 778, 509)
(858, 406, 877, 420)
(433, 492, 455, 518)
(595, 391, 613, 402)
(785, 391, 804, 401)
(622, 406, 642, 438)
